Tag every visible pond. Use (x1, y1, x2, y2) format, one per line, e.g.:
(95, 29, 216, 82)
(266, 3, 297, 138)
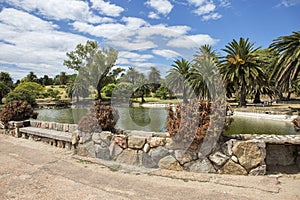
(35, 108, 299, 135)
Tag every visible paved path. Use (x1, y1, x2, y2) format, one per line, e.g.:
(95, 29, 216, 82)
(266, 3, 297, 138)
(0, 134, 299, 200)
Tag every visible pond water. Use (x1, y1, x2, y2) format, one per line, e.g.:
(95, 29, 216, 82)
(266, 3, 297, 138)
(36, 108, 299, 135)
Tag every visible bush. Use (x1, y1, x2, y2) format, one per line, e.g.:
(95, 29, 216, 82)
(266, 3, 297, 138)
(0, 100, 38, 124)
(155, 85, 169, 99)
(14, 82, 44, 98)
(5, 88, 36, 106)
(166, 100, 232, 149)
(101, 83, 116, 97)
(95, 100, 119, 132)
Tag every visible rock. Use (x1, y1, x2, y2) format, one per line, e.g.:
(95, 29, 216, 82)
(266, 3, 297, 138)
(92, 131, 112, 145)
(158, 155, 183, 171)
(209, 151, 229, 166)
(95, 144, 110, 160)
(113, 135, 127, 149)
(188, 157, 216, 173)
(128, 135, 146, 149)
(296, 156, 300, 169)
(109, 143, 123, 160)
(219, 160, 248, 175)
(165, 139, 191, 150)
(149, 146, 169, 163)
(266, 144, 296, 166)
(116, 149, 142, 166)
(221, 139, 236, 156)
(79, 132, 92, 144)
(148, 137, 166, 148)
(231, 155, 238, 163)
(249, 165, 266, 176)
(174, 150, 198, 165)
(77, 141, 95, 157)
(125, 130, 154, 137)
(232, 140, 265, 171)
(143, 143, 151, 153)
(71, 132, 79, 145)
(142, 153, 157, 168)
(153, 132, 170, 138)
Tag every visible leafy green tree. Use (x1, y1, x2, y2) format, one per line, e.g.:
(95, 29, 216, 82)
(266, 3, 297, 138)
(64, 40, 118, 100)
(6, 88, 36, 106)
(166, 58, 191, 103)
(101, 83, 116, 97)
(219, 38, 263, 107)
(67, 81, 89, 102)
(0, 81, 10, 104)
(59, 72, 68, 85)
(112, 82, 134, 102)
(26, 71, 38, 82)
(134, 78, 150, 103)
(270, 31, 300, 100)
(0, 72, 14, 89)
(155, 85, 169, 99)
(14, 82, 44, 98)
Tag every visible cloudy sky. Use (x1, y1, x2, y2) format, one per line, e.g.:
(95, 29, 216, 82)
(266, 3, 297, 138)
(0, 0, 299, 81)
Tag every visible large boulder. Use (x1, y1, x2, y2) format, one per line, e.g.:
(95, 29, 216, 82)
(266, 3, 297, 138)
(232, 140, 265, 171)
(109, 143, 123, 160)
(158, 155, 183, 171)
(149, 146, 169, 163)
(92, 131, 112, 146)
(219, 160, 248, 175)
(95, 144, 110, 160)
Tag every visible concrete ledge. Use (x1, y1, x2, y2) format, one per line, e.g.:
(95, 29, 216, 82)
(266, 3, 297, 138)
(19, 127, 72, 142)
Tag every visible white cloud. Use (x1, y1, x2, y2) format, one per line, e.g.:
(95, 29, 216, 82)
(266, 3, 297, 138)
(277, 0, 300, 7)
(0, 8, 89, 78)
(0, 8, 57, 32)
(152, 49, 180, 59)
(119, 51, 153, 62)
(109, 39, 157, 51)
(148, 11, 160, 19)
(167, 34, 218, 49)
(91, 0, 124, 17)
(137, 24, 191, 39)
(202, 12, 222, 21)
(4, 0, 113, 23)
(194, 2, 216, 15)
(187, 0, 225, 21)
(145, 0, 173, 18)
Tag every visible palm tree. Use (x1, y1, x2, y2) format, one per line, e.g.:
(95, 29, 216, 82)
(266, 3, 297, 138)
(219, 38, 263, 107)
(148, 67, 161, 92)
(270, 31, 300, 100)
(166, 58, 191, 103)
(190, 45, 219, 100)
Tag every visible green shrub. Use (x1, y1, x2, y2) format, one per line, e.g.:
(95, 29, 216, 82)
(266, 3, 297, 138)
(101, 83, 116, 97)
(155, 85, 169, 99)
(0, 100, 38, 124)
(5, 88, 36, 106)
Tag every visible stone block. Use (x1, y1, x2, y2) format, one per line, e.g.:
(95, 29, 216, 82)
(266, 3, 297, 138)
(113, 135, 127, 149)
(148, 137, 166, 148)
(174, 150, 198, 165)
(249, 165, 266, 176)
(209, 151, 229, 166)
(219, 160, 248, 175)
(188, 157, 216, 173)
(158, 155, 183, 171)
(142, 153, 157, 168)
(232, 140, 265, 171)
(109, 143, 123, 160)
(116, 149, 142, 166)
(95, 144, 110, 160)
(77, 141, 95, 157)
(221, 139, 236, 156)
(128, 135, 146, 149)
(149, 146, 169, 163)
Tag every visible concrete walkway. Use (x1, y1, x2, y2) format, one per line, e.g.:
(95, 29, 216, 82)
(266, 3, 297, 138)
(0, 134, 299, 200)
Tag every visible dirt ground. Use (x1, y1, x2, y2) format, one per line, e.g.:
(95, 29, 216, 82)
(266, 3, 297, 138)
(0, 134, 299, 200)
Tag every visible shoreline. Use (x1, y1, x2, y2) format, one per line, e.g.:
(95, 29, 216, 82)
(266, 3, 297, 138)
(233, 111, 299, 122)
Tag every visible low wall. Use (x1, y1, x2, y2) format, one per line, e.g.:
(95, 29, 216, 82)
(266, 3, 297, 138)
(1, 120, 299, 175)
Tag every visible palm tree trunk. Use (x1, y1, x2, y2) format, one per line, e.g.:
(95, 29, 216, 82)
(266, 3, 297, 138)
(240, 79, 247, 107)
(183, 86, 188, 104)
(253, 91, 261, 103)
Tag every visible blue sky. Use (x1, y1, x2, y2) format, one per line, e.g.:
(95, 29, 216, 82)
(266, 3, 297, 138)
(0, 0, 299, 80)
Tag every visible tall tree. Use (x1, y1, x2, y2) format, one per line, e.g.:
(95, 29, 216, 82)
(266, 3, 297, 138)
(0, 81, 10, 104)
(148, 67, 161, 92)
(270, 31, 300, 100)
(166, 58, 191, 103)
(0, 72, 14, 89)
(64, 40, 118, 100)
(219, 38, 263, 107)
(26, 71, 38, 82)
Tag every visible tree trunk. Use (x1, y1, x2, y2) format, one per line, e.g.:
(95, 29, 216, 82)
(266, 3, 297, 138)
(183, 86, 188, 104)
(253, 91, 261, 104)
(141, 93, 146, 103)
(287, 91, 292, 101)
(239, 80, 247, 107)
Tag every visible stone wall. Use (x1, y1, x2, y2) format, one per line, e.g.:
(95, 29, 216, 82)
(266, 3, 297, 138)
(76, 130, 268, 175)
